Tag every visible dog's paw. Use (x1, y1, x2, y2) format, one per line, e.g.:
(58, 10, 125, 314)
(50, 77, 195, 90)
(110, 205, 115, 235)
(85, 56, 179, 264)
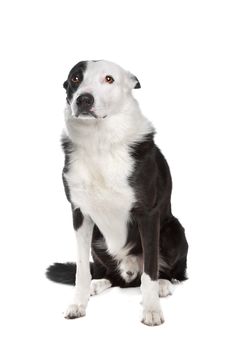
(159, 279, 174, 297)
(64, 304, 86, 319)
(142, 309, 165, 326)
(90, 279, 112, 296)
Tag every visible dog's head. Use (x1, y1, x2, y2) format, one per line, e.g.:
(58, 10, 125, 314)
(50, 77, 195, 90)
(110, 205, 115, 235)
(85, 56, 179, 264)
(63, 60, 141, 119)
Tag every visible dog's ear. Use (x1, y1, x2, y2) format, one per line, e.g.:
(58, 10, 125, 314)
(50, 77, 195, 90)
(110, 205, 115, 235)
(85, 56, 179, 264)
(132, 75, 141, 89)
(63, 80, 68, 89)
(127, 72, 141, 89)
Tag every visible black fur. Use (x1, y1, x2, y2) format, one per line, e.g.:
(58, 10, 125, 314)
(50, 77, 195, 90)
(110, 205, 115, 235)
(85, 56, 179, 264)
(63, 61, 87, 102)
(72, 208, 83, 231)
(46, 61, 188, 291)
(61, 136, 73, 202)
(61, 135, 73, 174)
(133, 77, 141, 89)
(46, 262, 76, 284)
(129, 73, 141, 89)
(128, 133, 188, 281)
(47, 132, 188, 287)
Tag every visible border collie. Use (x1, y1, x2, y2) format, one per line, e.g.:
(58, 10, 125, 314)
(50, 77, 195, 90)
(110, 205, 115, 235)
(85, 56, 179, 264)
(46, 60, 188, 326)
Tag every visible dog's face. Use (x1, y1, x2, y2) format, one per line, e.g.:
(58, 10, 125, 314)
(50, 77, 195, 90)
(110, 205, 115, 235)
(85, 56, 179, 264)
(63, 60, 140, 119)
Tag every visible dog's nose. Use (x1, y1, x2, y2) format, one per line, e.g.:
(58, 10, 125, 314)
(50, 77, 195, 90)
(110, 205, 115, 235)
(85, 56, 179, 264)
(76, 93, 94, 111)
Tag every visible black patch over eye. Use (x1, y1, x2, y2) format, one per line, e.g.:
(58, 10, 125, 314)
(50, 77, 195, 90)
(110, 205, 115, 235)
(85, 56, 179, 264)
(71, 74, 81, 83)
(105, 75, 114, 84)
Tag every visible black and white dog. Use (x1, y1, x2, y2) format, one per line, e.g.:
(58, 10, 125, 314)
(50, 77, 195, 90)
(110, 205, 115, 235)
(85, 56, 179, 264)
(46, 60, 188, 326)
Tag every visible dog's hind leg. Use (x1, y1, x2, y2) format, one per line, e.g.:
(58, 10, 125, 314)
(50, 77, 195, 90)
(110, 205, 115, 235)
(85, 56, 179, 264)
(158, 279, 174, 297)
(160, 216, 188, 281)
(90, 279, 112, 295)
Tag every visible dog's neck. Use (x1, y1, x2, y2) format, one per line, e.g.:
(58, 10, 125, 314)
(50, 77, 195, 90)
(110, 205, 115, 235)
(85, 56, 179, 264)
(64, 100, 154, 151)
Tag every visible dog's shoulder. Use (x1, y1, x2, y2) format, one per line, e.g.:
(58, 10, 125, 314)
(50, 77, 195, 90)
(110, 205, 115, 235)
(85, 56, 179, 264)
(129, 132, 155, 159)
(129, 132, 172, 213)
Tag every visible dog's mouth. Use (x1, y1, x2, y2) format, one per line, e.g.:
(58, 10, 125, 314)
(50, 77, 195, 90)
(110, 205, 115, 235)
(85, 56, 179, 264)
(79, 111, 98, 118)
(75, 111, 107, 119)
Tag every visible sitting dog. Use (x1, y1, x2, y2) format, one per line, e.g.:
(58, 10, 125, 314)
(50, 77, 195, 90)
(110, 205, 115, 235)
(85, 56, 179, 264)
(46, 60, 188, 326)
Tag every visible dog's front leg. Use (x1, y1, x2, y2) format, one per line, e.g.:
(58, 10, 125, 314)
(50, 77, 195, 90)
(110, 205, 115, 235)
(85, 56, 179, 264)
(64, 209, 93, 319)
(137, 210, 164, 326)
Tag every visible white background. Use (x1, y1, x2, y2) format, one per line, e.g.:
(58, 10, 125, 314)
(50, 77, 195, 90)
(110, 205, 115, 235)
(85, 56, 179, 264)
(0, 0, 232, 349)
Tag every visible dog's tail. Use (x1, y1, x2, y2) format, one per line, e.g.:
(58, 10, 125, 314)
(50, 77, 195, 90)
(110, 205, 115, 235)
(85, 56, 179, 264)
(46, 261, 104, 285)
(46, 262, 77, 285)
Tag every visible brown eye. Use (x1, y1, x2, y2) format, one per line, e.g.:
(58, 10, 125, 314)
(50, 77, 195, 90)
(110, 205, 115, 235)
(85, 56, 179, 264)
(71, 75, 80, 83)
(105, 75, 114, 84)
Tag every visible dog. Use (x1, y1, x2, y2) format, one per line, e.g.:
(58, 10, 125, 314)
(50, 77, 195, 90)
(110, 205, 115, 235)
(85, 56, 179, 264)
(46, 60, 188, 326)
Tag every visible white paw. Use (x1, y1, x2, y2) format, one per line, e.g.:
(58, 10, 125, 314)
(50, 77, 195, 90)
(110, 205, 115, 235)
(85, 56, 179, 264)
(64, 304, 86, 319)
(90, 279, 112, 296)
(142, 308, 165, 326)
(159, 279, 174, 297)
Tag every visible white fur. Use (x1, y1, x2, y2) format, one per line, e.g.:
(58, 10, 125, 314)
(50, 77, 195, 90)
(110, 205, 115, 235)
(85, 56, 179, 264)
(90, 279, 112, 295)
(119, 254, 142, 282)
(64, 139, 135, 256)
(70, 60, 139, 119)
(64, 80, 153, 258)
(64, 216, 93, 319)
(64, 304, 86, 319)
(64, 60, 154, 320)
(159, 279, 174, 297)
(140, 273, 164, 326)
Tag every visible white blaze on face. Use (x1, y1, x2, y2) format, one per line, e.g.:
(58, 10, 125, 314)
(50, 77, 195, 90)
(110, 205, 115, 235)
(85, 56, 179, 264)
(70, 60, 138, 119)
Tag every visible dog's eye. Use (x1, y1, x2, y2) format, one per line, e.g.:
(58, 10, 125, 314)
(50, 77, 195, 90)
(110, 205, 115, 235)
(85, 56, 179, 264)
(71, 75, 80, 83)
(105, 75, 114, 84)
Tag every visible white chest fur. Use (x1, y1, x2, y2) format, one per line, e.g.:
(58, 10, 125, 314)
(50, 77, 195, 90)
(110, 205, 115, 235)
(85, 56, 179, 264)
(64, 108, 153, 256)
(64, 141, 136, 256)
